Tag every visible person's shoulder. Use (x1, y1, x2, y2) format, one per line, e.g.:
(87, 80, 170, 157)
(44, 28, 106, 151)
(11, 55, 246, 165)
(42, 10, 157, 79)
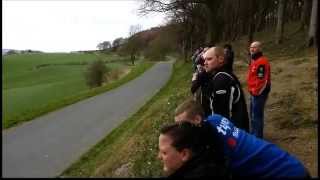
(263, 56, 271, 66)
(207, 114, 224, 122)
(258, 55, 270, 63)
(212, 71, 234, 82)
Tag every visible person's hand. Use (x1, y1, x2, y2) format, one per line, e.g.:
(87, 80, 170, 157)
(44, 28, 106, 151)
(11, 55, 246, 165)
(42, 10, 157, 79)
(197, 64, 205, 73)
(192, 72, 198, 81)
(193, 70, 208, 84)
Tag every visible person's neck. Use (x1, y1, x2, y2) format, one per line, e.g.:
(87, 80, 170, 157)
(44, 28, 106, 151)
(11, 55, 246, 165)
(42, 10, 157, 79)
(208, 67, 226, 75)
(207, 70, 217, 77)
(251, 52, 263, 60)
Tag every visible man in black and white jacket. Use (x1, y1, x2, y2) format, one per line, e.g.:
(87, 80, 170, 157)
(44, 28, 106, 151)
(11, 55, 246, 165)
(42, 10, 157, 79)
(191, 46, 249, 132)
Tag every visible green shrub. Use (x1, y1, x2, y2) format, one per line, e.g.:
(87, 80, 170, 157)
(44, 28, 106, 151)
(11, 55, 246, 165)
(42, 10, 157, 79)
(85, 60, 110, 88)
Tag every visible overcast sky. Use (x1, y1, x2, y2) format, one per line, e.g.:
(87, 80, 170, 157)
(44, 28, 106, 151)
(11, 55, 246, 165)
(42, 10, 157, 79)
(3, 0, 167, 52)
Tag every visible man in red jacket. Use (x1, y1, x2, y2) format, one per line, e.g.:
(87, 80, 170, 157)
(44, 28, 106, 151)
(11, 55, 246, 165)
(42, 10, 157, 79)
(247, 41, 271, 138)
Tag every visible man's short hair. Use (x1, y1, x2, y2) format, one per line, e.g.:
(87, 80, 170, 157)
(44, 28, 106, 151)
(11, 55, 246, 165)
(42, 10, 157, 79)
(205, 46, 225, 59)
(251, 41, 262, 51)
(160, 122, 207, 154)
(223, 44, 232, 50)
(175, 98, 205, 119)
(213, 47, 225, 57)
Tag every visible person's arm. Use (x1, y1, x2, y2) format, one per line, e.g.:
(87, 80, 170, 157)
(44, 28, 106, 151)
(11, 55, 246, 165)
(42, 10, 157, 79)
(191, 71, 209, 94)
(230, 51, 234, 64)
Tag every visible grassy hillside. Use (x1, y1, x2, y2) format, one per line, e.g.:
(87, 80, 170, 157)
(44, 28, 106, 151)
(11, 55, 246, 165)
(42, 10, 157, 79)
(3, 52, 153, 129)
(62, 23, 316, 177)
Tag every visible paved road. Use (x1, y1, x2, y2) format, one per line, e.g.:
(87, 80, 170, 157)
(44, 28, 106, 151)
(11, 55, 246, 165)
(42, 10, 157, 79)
(2, 61, 173, 178)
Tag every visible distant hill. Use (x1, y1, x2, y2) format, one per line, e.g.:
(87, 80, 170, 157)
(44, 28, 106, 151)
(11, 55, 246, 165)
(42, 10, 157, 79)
(2, 49, 43, 55)
(2, 49, 13, 55)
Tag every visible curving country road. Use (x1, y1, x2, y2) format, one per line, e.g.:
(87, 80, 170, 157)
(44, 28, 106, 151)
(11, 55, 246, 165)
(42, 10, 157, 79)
(2, 61, 173, 178)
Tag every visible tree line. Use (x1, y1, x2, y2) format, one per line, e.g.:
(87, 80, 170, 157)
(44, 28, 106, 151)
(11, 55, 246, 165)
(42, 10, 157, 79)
(97, 0, 317, 61)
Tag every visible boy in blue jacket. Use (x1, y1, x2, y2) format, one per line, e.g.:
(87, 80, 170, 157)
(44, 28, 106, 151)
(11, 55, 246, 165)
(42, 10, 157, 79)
(174, 99, 310, 178)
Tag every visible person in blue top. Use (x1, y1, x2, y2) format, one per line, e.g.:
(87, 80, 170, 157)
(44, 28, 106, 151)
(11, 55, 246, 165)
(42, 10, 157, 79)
(174, 98, 310, 178)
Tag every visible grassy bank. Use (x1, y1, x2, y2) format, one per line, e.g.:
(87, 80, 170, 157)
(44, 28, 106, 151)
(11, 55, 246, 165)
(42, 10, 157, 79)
(61, 22, 317, 178)
(3, 53, 153, 129)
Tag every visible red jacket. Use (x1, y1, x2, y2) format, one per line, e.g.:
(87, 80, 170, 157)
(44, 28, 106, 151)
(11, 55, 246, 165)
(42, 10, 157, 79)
(247, 54, 271, 96)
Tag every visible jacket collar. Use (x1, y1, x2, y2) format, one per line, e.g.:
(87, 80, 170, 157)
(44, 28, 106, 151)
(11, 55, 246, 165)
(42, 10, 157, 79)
(251, 51, 263, 60)
(209, 66, 231, 77)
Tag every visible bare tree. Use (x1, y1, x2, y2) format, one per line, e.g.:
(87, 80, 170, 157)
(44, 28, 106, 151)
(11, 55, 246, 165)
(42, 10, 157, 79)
(129, 24, 142, 37)
(300, 0, 312, 30)
(128, 24, 143, 65)
(97, 41, 111, 51)
(138, 0, 308, 57)
(138, 0, 218, 45)
(112, 37, 125, 51)
(276, 0, 287, 44)
(247, 0, 258, 46)
(307, 0, 318, 47)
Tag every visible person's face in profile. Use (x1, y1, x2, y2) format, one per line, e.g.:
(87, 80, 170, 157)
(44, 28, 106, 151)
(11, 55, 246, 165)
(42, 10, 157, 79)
(249, 42, 260, 55)
(204, 50, 222, 73)
(158, 134, 185, 176)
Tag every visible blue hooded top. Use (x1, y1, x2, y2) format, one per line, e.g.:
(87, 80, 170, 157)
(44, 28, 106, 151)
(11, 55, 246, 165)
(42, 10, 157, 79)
(205, 114, 309, 178)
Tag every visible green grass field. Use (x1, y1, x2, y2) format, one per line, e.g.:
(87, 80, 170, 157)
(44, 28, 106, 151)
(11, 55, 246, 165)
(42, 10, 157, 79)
(3, 52, 152, 129)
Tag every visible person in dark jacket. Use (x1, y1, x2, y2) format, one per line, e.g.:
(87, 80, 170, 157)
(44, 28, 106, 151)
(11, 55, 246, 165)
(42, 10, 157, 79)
(191, 47, 203, 72)
(194, 47, 208, 72)
(158, 122, 229, 178)
(191, 46, 249, 132)
(174, 99, 311, 178)
(223, 44, 234, 72)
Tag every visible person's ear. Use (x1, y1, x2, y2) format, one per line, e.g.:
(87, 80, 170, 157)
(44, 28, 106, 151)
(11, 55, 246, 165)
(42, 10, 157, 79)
(219, 55, 225, 64)
(194, 115, 203, 125)
(181, 149, 192, 162)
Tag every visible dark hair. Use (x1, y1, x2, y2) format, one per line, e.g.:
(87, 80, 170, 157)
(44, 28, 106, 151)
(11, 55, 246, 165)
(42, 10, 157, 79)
(223, 44, 232, 50)
(160, 122, 208, 154)
(206, 43, 215, 48)
(223, 44, 234, 70)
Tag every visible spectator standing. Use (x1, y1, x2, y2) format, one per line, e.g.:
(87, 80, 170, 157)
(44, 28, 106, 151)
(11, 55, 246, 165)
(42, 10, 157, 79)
(191, 47, 203, 72)
(247, 41, 271, 138)
(191, 47, 249, 132)
(223, 44, 234, 72)
(194, 47, 209, 72)
(191, 47, 208, 101)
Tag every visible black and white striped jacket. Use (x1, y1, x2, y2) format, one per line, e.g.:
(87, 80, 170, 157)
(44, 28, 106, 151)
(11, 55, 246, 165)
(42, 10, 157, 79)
(191, 69, 249, 132)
